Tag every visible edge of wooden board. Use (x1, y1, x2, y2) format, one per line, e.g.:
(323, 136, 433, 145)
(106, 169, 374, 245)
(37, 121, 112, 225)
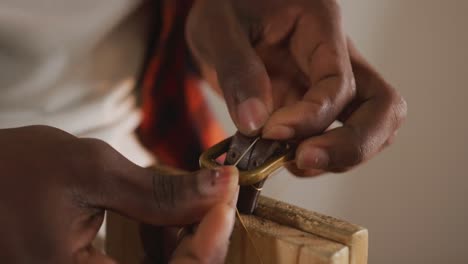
(254, 196, 368, 264)
(227, 214, 349, 264)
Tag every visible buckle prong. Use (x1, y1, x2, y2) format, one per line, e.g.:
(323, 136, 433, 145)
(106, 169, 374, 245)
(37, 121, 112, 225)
(199, 136, 293, 185)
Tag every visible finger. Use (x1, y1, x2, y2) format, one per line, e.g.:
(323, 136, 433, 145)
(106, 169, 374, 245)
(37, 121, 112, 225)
(114, 165, 238, 226)
(73, 140, 239, 226)
(263, 2, 354, 140)
(170, 189, 238, 264)
(187, 1, 272, 135)
(295, 40, 407, 172)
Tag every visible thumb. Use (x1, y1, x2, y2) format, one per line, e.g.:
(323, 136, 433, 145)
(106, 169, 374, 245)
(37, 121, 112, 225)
(77, 139, 239, 226)
(187, 1, 272, 135)
(105, 165, 239, 226)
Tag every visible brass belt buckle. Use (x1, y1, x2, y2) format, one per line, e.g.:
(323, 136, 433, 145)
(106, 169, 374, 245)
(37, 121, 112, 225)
(199, 136, 293, 186)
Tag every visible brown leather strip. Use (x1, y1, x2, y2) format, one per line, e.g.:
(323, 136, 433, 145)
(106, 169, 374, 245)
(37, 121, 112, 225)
(224, 132, 288, 214)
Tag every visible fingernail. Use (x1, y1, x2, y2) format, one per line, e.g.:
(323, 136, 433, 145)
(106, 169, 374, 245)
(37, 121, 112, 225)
(297, 147, 329, 170)
(199, 166, 239, 198)
(237, 98, 269, 134)
(263, 125, 295, 139)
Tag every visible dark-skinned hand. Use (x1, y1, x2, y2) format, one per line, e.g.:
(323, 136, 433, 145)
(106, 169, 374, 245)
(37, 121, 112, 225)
(187, 0, 407, 176)
(0, 126, 239, 264)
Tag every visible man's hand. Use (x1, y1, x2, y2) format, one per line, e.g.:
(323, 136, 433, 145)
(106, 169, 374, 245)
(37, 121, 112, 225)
(186, 0, 407, 175)
(0, 126, 238, 264)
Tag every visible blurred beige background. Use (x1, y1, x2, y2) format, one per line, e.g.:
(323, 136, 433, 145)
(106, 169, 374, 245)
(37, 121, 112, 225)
(204, 0, 468, 263)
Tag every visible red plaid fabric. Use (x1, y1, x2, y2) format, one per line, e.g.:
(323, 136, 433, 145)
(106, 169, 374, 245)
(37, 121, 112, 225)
(137, 0, 225, 170)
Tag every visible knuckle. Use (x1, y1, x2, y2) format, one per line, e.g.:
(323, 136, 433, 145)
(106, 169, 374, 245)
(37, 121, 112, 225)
(384, 130, 398, 148)
(391, 93, 408, 125)
(81, 138, 109, 156)
(382, 87, 408, 129)
(152, 173, 179, 210)
(334, 73, 357, 108)
(65, 138, 115, 205)
(26, 125, 75, 141)
(306, 73, 355, 124)
(27, 124, 54, 131)
(78, 138, 115, 171)
(151, 171, 204, 211)
(348, 139, 366, 167)
(306, 96, 332, 116)
(301, 97, 333, 130)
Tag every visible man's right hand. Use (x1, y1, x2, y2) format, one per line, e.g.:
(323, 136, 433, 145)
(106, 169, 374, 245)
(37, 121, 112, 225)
(187, 0, 407, 176)
(0, 125, 238, 264)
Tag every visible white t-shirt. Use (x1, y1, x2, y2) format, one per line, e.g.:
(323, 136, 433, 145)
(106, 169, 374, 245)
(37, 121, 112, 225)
(0, 0, 154, 166)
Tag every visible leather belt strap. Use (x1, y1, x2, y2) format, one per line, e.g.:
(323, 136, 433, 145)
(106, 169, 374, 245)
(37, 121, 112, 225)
(140, 133, 289, 263)
(224, 132, 288, 214)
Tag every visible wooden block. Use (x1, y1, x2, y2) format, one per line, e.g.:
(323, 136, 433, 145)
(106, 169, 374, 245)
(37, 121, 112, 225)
(254, 196, 368, 264)
(227, 214, 349, 264)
